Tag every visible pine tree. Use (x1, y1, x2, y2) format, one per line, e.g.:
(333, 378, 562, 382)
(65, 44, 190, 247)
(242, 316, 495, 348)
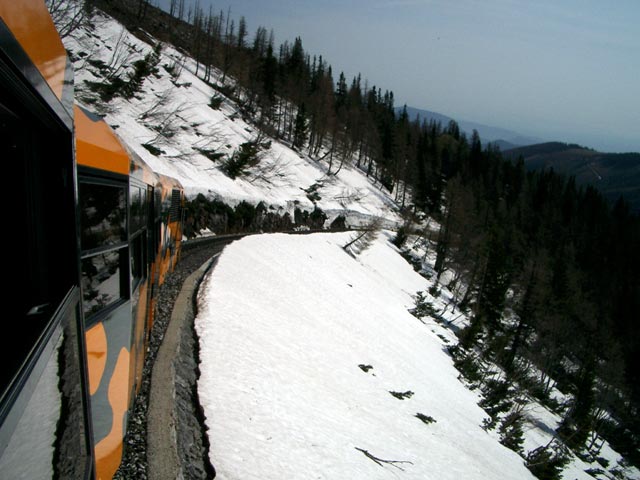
(499, 410, 525, 454)
(260, 42, 278, 120)
(293, 103, 308, 149)
(559, 354, 596, 451)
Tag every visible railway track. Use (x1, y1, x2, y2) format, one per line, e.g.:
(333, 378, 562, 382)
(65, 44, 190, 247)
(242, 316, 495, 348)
(114, 236, 239, 479)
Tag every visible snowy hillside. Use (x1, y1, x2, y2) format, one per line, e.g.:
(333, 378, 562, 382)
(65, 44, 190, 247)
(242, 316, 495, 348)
(196, 232, 536, 479)
(63, 11, 402, 227)
(196, 232, 640, 480)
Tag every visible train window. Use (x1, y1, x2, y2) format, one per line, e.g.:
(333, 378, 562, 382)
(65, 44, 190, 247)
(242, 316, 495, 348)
(146, 185, 155, 267)
(130, 232, 146, 290)
(155, 189, 162, 220)
(140, 187, 147, 226)
(80, 249, 126, 319)
(79, 182, 126, 252)
(154, 189, 162, 254)
(130, 185, 141, 232)
(79, 178, 129, 321)
(129, 184, 148, 233)
(130, 182, 148, 290)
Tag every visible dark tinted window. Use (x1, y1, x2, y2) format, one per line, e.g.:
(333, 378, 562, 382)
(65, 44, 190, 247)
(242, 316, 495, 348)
(140, 188, 147, 228)
(130, 185, 141, 232)
(129, 185, 148, 233)
(79, 182, 126, 251)
(155, 189, 161, 219)
(130, 233, 146, 290)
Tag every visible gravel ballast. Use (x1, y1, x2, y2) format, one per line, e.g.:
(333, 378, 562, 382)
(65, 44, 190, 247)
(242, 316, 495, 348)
(114, 238, 238, 479)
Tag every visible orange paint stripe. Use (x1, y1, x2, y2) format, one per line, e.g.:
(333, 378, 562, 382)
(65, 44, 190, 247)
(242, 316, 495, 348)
(86, 323, 108, 396)
(75, 106, 129, 175)
(94, 348, 130, 480)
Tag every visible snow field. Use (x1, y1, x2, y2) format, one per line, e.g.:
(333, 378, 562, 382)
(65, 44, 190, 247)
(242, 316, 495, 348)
(196, 233, 536, 479)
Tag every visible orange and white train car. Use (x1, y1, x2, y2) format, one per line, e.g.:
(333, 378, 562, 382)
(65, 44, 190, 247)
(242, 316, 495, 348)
(0, 2, 184, 478)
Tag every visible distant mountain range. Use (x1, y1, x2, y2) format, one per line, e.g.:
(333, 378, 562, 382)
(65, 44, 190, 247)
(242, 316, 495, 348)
(503, 142, 640, 213)
(400, 106, 543, 147)
(399, 107, 639, 212)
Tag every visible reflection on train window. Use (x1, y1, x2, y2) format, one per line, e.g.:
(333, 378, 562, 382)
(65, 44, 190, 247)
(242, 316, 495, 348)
(0, 334, 62, 478)
(130, 183, 148, 291)
(0, 291, 91, 479)
(153, 189, 162, 254)
(130, 233, 146, 290)
(79, 182, 126, 251)
(130, 185, 142, 232)
(81, 250, 124, 318)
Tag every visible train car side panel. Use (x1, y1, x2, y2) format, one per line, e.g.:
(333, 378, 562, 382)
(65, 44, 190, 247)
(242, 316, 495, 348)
(78, 174, 132, 479)
(1, 3, 186, 478)
(76, 106, 133, 479)
(0, 4, 93, 477)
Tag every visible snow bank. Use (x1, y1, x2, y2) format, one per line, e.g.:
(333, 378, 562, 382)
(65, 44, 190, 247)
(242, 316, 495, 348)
(196, 233, 535, 479)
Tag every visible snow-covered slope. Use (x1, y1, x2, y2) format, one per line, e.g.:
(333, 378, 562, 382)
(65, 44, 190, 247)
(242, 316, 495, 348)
(64, 11, 401, 227)
(196, 232, 536, 479)
(196, 232, 640, 480)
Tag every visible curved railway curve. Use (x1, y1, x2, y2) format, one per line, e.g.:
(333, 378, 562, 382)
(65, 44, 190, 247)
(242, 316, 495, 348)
(114, 236, 243, 479)
(115, 230, 351, 479)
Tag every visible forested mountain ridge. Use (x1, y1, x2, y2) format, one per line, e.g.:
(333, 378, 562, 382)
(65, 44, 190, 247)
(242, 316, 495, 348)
(58, 0, 640, 477)
(503, 142, 640, 212)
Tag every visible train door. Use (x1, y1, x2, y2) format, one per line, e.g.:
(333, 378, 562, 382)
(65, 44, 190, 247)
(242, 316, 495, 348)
(129, 179, 150, 396)
(77, 171, 132, 480)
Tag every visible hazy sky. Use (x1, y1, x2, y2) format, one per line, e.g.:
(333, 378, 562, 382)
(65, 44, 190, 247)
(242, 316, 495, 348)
(160, 0, 639, 152)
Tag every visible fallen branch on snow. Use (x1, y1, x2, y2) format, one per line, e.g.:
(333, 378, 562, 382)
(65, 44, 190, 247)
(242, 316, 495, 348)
(354, 447, 413, 471)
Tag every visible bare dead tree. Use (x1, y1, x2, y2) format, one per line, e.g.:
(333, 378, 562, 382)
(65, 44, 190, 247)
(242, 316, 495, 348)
(247, 154, 292, 186)
(142, 100, 191, 146)
(177, 0, 185, 21)
(138, 90, 174, 121)
(354, 448, 413, 472)
(165, 55, 186, 81)
(46, 0, 89, 39)
(343, 217, 383, 257)
(191, 124, 224, 149)
(73, 41, 98, 73)
(106, 28, 135, 80)
(334, 187, 367, 208)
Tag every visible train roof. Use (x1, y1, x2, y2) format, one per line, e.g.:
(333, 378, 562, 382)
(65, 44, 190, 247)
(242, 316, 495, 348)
(75, 105, 129, 176)
(120, 128, 184, 191)
(75, 104, 184, 191)
(155, 172, 184, 191)
(0, 0, 72, 112)
(128, 145, 160, 186)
